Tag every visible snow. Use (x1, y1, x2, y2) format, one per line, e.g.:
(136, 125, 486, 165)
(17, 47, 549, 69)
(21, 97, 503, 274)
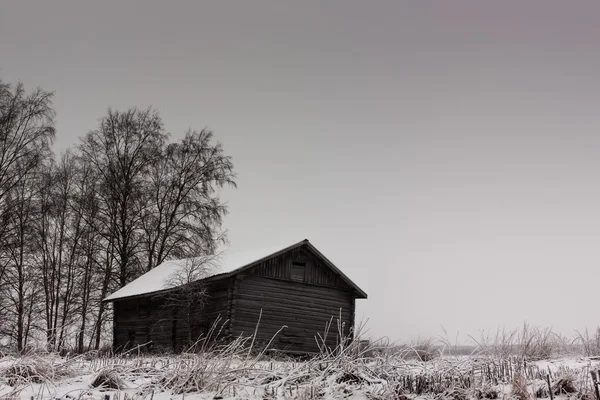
(104, 242, 302, 302)
(1, 354, 599, 400)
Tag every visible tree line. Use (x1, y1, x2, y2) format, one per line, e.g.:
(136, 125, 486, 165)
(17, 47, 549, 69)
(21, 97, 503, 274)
(0, 78, 236, 352)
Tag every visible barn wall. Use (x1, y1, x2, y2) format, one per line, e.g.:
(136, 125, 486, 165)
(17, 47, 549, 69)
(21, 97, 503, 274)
(232, 274, 355, 354)
(188, 278, 232, 344)
(112, 278, 232, 352)
(113, 295, 179, 352)
(113, 297, 153, 351)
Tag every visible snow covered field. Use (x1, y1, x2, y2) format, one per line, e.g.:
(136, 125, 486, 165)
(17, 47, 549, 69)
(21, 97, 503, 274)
(0, 349, 599, 400)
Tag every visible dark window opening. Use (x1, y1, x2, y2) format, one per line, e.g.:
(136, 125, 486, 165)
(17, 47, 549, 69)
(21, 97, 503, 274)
(291, 261, 306, 281)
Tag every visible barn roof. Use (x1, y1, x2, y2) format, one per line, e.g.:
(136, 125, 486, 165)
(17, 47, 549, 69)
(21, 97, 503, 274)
(104, 239, 367, 302)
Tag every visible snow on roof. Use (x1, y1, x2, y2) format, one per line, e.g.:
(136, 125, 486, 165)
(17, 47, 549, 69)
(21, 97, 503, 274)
(104, 242, 299, 302)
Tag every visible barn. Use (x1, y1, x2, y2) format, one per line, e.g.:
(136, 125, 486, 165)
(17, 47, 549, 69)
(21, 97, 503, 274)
(103, 239, 368, 354)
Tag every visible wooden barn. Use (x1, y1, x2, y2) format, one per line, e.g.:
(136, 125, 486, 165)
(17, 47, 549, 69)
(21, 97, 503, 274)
(103, 239, 368, 354)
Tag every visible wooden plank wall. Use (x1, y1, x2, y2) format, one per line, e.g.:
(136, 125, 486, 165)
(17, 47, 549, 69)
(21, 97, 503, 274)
(113, 296, 178, 351)
(233, 274, 355, 354)
(250, 246, 354, 291)
(113, 278, 232, 352)
(188, 278, 232, 342)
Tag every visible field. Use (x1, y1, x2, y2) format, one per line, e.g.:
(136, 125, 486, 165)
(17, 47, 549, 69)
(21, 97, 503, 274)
(1, 325, 600, 400)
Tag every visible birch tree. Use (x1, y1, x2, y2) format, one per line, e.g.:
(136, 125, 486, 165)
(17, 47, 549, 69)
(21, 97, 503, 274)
(0, 79, 55, 351)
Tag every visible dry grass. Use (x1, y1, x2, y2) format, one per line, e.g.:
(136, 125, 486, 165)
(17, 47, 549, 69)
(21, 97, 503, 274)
(520, 324, 569, 361)
(6, 323, 600, 399)
(512, 372, 532, 400)
(475, 384, 499, 399)
(575, 328, 600, 357)
(158, 337, 254, 394)
(0, 355, 76, 387)
(534, 380, 550, 398)
(405, 338, 443, 362)
(551, 373, 578, 395)
(469, 322, 570, 360)
(0, 347, 596, 400)
(90, 368, 126, 389)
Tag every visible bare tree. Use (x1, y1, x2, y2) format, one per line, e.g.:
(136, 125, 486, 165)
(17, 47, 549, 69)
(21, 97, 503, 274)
(36, 152, 88, 350)
(158, 254, 221, 348)
(0, 87, 236, 352)
(0, 158, 45, 351)
(0, 79, 55, 351)
(142, 129, 236, 271)
(80, 107, 166, 287)
(69, 158, 104, 353)
(79, 107, 167, 349)
(0, 79, 55, 286)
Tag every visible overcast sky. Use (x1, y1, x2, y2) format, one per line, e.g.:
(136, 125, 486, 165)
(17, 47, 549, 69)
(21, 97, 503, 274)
(2, 0, 600, 344)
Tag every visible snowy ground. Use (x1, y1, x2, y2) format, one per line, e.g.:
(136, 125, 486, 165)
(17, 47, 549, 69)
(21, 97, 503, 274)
(0, 352, 598, 400)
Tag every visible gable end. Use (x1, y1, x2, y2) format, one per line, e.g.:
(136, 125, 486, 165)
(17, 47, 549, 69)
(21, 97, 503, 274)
(234, 241, 366, 298)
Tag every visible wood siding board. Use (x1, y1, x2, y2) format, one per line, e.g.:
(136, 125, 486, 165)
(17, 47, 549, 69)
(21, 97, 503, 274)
(236, 273, 354, 295)
(236, 288, 352, 303)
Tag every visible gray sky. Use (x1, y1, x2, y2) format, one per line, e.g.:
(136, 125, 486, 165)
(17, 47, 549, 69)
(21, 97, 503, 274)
(2, 0, 600, 344)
